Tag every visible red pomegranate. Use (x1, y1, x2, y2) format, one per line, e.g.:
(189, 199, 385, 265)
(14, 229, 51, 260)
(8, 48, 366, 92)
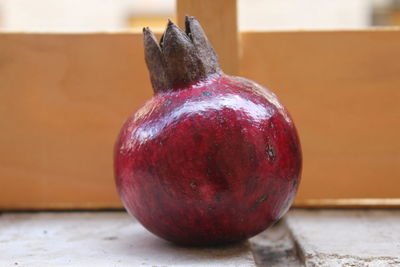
(114, 17, 302, 246)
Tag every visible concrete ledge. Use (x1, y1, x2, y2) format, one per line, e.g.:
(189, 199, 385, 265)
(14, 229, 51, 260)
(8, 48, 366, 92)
(2, 210, 399, 266)
(286, 210, 400, 266)
(0, 212, 255, 267)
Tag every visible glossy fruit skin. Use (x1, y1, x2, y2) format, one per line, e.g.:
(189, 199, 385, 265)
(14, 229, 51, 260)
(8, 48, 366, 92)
(114, 74, 302, 246)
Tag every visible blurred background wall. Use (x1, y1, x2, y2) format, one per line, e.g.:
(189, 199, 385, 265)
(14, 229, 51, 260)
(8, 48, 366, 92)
(0, 0, 399, 31)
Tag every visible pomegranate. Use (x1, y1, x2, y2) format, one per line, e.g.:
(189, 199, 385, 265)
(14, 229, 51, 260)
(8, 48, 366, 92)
(114, 17, 302, 246)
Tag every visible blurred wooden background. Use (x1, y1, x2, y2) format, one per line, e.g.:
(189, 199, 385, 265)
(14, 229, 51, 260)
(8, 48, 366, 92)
(0, 0, 399, 210)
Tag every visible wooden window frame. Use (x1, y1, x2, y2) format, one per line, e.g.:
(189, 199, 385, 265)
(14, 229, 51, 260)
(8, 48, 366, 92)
(1, 0, 399, 210)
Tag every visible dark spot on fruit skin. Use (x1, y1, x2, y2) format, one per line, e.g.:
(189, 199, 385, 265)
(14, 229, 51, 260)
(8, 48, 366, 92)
(247, 193, 269, 213)
(256, 194, 269, 204)
(213, 110, 225, 125)
(202, 91, 212, 97)
(211, 143, 220, 151)
(270, 122, 275, 129)
(217, 194, 224, 201)
(217, 117, 225, 124)
(269, 121, 278, 138)
(163, 99, 172, 107)
(290, 141, 298, 153)
(190, 181, 197, 190)
(266, 144, 276, 161)
(193, 134, 203, 144)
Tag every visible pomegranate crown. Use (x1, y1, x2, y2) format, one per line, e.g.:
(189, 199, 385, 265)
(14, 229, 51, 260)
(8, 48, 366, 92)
(143, 16, 221, 93)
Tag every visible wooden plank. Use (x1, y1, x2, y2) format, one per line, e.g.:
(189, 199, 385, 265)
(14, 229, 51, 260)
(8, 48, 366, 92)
(1, 30, 400, 210)
(0, 32, 154, 210)
(294, 198, 400, 209)
(240, 30, 400, 204)
(176, 0, 239, 75)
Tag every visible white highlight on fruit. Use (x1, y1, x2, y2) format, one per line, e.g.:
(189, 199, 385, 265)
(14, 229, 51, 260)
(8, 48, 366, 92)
(132, 94, 275, 145)
(246, 80, 292, 124)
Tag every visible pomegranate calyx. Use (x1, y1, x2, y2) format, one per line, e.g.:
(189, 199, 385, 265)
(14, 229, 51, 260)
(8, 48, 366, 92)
(144, 16, 221, 93)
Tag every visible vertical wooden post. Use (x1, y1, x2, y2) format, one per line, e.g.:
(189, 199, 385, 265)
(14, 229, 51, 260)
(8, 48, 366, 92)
(176, 0, 239, 75)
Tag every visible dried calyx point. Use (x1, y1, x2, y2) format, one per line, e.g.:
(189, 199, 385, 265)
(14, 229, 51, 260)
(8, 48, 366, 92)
(143, 16, 221, 93)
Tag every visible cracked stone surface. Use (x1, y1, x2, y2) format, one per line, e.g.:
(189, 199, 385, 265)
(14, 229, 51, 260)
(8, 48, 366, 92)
(250, 220, 303, 267)
(286, 209, 400, 266)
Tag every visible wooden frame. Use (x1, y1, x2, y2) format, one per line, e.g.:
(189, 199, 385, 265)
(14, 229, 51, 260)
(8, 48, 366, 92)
(0, 0, 399, 210)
